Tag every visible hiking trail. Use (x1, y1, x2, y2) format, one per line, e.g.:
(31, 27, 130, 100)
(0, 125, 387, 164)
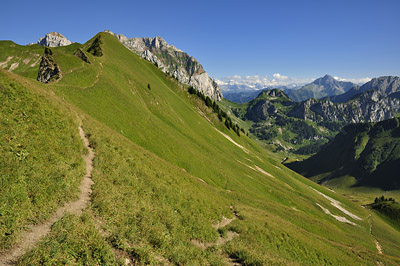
(0, 126, 94, 266)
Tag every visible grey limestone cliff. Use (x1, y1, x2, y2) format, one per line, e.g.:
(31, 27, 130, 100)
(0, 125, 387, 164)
(328, 76, 400, 103)
(38, 32, 72, 47)
(105, 30, 222, 101)
(288, 90, 400, 123)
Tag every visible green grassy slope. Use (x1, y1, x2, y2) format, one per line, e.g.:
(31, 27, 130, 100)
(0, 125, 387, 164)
(286, 118, 400, 190)
(0, 69, 85, 251)
(1, 33, 400, 265)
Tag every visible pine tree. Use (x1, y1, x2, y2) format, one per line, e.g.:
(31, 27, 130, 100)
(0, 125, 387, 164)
(225, 119, 230, 129)
(205, 97, 212, 107)
(217, 112, 223, 121)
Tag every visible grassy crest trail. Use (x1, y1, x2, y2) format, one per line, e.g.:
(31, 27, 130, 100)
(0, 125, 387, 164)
(0, 125, 94, 265)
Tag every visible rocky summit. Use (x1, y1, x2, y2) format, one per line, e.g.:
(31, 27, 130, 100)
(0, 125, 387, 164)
(286, 74, 355, 102)
(37, 32, 72, 47)
(328, 76, 400, 103)
(37, 47, 61, 83)
(105, 30, 222, 101)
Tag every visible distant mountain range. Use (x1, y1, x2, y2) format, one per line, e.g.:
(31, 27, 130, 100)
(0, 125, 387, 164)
(286, 117, 400, 190)
(224, 85, 301, 103)
(223, 90, 262, 103)
(222, 76, 400, 153)
(224, 74, 362, 103)
(231, 76, 400, 124)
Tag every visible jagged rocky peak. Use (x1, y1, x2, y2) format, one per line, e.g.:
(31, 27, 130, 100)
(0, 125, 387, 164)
(37, 32, 72, 47)
(314, 74, 334, 84)
(104, 30, 222, 101)
(286, 74, 355, 102)
(312, 74, 354, 89)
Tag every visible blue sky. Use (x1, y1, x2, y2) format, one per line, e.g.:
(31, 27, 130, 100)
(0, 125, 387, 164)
(2, 0, 400, 83)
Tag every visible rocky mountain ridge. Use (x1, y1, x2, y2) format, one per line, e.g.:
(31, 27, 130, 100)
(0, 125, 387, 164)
(225, 77, 400, 153)
(37, 32, 72, 47)
(327, 76, 400, 103)
(243, 76, 400, 124)
(289, 90, 400, 123)
(105, 30, 222, 101)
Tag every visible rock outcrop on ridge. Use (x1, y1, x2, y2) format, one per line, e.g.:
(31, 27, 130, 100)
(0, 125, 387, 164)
(37, 32, 72, 47)
(37, 48, 60, 83)
(105, 30, 222, 101)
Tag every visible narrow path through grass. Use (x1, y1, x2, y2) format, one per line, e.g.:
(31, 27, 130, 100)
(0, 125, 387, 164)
(0, 127, 94, 266)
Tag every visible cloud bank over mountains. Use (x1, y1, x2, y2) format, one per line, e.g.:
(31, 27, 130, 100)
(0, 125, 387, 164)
(332, 76, 372, 85)
(215, 73, 371, 92)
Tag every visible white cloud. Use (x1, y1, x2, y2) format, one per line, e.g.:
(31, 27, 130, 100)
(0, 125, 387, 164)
(272, 73, 288, 81)
(333, 76, 371, 85)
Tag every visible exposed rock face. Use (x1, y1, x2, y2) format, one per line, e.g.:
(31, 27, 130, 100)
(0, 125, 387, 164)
(328, 76, 400, 103)
(105, 30, 222, 101)
(37, 48, 60, 83)
(361, 76, 400, 95)
(289, 90, 400, 123)
(245, 89, 292, 121)
(38, 32, 72, 47)
(74, 48, 90, 63)
(245, 100, 277, 121)
(87, 36, 103, 57)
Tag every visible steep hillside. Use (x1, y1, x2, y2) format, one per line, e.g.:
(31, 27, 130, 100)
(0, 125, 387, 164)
(106, 30, 222, 101)
(286, 117, 400, 190)
(0, 69, 85, 252)
(286, 74, 355, 102)
(0, 33, 400, 265)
